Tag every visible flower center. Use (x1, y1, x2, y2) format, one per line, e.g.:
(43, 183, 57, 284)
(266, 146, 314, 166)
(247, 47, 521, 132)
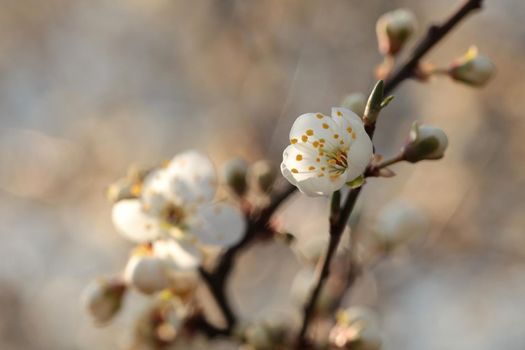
(327, 148, 349, 174)
(160, 203, 186, 226)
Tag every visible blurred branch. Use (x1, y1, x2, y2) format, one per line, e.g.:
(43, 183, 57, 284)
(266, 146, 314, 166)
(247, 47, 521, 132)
(197, 184, 296, 334)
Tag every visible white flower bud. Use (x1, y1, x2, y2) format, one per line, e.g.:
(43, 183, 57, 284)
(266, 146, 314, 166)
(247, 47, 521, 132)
(249, 160, 277, 194)
(223, 158, 249, 197)
(449, 46, 495, 86)
(374, 200, 427, 248)
(124, 254, 172, 294)
(376, 9, 416, 56)
(341, 93, 367, 117)
(82, 278, 126, 325)
(330, 306, 382, 350)
(402, 122, 448, 162)
(290, 267, 334, 315)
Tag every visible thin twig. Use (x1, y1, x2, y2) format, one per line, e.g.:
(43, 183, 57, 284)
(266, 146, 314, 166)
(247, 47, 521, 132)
(384, 0, 483, 94)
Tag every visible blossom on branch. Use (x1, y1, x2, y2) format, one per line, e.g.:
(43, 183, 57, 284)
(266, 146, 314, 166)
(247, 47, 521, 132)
(111, 150, 246, 250)
(281, 108, 373, 196)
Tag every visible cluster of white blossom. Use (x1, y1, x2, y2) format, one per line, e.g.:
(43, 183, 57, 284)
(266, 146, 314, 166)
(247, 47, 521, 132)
(83, 4, 493, 349)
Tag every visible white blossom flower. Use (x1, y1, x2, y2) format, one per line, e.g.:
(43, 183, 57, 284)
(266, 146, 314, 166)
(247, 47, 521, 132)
(281, 108, 373, 196)
(111, 150, 246, 249)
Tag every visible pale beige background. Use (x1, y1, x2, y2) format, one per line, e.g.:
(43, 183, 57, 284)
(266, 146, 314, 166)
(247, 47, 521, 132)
(0, 0, 524, 349)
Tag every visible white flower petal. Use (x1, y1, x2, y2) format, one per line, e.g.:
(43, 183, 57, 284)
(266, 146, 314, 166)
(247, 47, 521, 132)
(166, 150, 217, 205)
(345, 128, 373, 181)
(112, 199, 162, 243)
(124, 255, 172, 294)
(188, 202, 245, 247)
(153, 238, 202, 269)
(289, 112, 341, 151)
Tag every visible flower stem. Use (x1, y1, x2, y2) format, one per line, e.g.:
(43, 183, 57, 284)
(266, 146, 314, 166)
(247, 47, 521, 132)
(296, 188, 361, 348)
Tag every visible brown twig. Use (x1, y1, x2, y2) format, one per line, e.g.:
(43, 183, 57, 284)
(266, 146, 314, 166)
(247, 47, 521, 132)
(383, 0, 483, 94)
(295, 0, 484, 346)
(197, 183, 296, 335)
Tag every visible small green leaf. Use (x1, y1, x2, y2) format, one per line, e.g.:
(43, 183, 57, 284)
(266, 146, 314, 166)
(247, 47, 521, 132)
(346, 175, 365, 189)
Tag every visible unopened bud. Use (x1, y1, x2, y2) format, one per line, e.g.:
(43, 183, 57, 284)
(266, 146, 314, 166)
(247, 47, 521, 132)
(249, 160, 277, 194)
(374, 200, 427, 249)
(330, 307, 382, 350)
(376, 9, 416, 56)
(449, 46, 495, 87)
(124, 255, 172, 294)
(341, 93, 367, 117)
(82, 277, 126, 325)
(402, 122, 448, 162)
(223, 158, 249, 197)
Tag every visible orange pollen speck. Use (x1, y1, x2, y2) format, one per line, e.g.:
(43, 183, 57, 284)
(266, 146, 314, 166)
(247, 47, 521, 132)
(302, 135, 308, 142)
(319, 138, 326, 143)
(308, 166, 316, 171)
(352, 132, 357, 139)
(291, 138, 298, 144)
(316, 113, 324, 119)
(313, 141, 319, 148)
(321, 166, 326, 171)
(291, 168, 299, 174)
(337, 111, 343, 117)
(322, 123, 329, 129)
(347, 127, 353, 133)
(340, 140, 344, 145)
(306, 129, 314, 136)
(296, 154, 303, 161)
(333, 134, 339, 139)
(316, 158, 321, 162)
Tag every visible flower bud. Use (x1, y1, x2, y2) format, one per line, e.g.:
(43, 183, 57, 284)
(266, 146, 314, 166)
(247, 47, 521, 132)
(376, 9, 416, 56)
(124, 254, 172, 294)
(449, 46, 495, 86)
(82, 277, 126, 325)
(341, 93, 367, 117)
(374, 200, 427, 249)
(402, 122, 448, 162)
(223, 158, 249, 197)
(330, 307, 382, 350)
(249, 160, 277, 194)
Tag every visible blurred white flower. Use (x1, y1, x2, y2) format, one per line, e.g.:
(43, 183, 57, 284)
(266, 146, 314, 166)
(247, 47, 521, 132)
(374, 200, 428, 248)
(124, 240, 200, 295)
(112, 150, 246, 248)
(330, 306, 382, 350)
(449, 46, 495, 86)
(281, 108, 373, 196)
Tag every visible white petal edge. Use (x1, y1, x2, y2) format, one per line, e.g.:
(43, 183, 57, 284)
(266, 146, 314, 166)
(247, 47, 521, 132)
(188, 202, 246, 247)
(112, 199, 162, 243)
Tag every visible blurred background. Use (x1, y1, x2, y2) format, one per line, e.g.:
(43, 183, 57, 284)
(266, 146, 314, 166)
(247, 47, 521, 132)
(0, 0, 524, 349)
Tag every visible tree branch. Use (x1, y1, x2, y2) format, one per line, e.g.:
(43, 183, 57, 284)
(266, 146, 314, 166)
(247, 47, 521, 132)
(384, 0, 483, 94)
(295, 0, 484, 346)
